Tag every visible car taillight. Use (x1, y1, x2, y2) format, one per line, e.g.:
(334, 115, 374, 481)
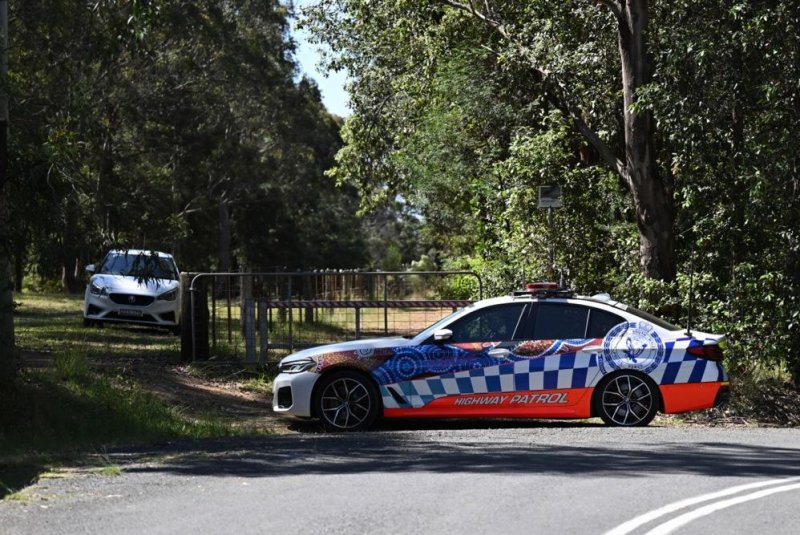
(687, 344, 725, 361)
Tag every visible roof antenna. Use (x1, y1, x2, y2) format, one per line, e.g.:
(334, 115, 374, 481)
(685, 237, 695, 337)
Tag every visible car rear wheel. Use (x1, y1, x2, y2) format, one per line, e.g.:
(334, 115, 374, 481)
(596, 372, 659, 427)
(314, 370, 380, 432)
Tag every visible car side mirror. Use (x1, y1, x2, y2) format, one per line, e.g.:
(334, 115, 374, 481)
(433, 329, 453, 342)
(85, 264, 96, 274)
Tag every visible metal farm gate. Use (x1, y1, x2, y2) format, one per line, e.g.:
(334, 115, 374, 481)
(180, 271, 483, 364)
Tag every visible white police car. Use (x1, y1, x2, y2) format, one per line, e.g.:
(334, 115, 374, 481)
(273, 283, 729, 430)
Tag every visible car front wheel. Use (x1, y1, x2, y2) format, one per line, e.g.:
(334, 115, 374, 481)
(314, 370, 380, 432)
(596, 372, 659, 427)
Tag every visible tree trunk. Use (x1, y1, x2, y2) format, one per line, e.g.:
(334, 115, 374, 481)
(61, 196, 80, 293)
(617, 0, 675, 281)
(218, 200, 231, 272)
(98, 124, 114, 237)
(13, 247, 23, 292)
(0, 252, 16, 377)
(0, 0, 15, 381)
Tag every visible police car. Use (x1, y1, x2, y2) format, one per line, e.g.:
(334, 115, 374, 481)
(272, 283, 729, 430)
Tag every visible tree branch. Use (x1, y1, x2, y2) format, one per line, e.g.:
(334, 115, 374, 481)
(438, 0, 627, 179)
(572, 114, 627, 179)
(438, 0, 501, 29)
(596, 0, 623, 22)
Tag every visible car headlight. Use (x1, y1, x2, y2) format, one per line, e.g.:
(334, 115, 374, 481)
(279, 358, 316, 374)
(89, 282, 108, 296)
(157, 289, 178, 302)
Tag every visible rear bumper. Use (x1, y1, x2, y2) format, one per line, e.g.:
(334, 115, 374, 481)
(660, 381, 731, 414)
(714, 383, 731, 408)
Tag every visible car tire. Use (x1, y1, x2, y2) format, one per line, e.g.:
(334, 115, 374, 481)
(314, 370, 381, 432)
(83, 317, 91, 327)
(171, 325, 181, 336)
(595, 372, 659, 427)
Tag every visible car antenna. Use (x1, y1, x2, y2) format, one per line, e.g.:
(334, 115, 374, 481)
(685, 237, 695, 337)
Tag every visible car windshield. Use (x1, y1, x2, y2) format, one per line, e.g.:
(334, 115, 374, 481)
(99, 252, 179, 280)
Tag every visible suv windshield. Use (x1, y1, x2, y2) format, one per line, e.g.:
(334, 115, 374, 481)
(99, 252, 179, 280)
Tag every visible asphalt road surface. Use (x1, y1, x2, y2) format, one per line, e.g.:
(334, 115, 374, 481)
(2, 421, 800, 534)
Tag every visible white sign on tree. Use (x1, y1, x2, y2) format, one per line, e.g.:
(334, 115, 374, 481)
(538, 185, 563, 209)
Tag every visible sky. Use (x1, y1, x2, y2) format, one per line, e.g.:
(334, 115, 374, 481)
(290, 3, 351, 117)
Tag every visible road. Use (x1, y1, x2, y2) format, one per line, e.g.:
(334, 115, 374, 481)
(2, 422, 800, 534)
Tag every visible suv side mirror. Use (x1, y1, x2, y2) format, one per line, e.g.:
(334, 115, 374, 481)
(433, 329, 453, 342)
(85, 264, 96, 274)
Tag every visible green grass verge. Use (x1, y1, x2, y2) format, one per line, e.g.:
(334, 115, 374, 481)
(1, 292, 265, 499)
(0, 370, 235, 457)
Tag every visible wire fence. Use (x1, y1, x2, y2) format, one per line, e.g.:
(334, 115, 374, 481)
(182, 271, 483, 364)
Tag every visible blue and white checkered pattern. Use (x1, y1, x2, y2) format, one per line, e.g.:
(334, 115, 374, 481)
(379, 344, 726, 409)
(381, 352, 601, 409)
(650, 345, 726, 386)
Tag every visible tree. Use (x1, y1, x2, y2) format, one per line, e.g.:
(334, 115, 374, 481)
(6, 0, 369, 286)
(306, 0, 675, 280)
(306, 0, 800, 381)
(0, 0, 15, 379)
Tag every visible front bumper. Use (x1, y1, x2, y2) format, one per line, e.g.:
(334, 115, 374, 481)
(272, 371, 321, 418)
(83, 292, 180, 327)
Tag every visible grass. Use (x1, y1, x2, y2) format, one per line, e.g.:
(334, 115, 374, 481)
(14, 293, 180, 362)
(1, 292, 266, 499)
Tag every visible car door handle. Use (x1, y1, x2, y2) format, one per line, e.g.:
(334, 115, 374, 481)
(487, 348, 511, 358)
(581, 346, 603, 352)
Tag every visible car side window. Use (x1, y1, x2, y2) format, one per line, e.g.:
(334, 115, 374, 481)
(530, 303, 590, 340)
(447, 304, 527, 343)
(586, 308, 625, 338)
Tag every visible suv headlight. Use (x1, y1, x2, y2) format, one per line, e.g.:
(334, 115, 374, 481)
(279, 357, 316, 374)
(157, 289, 178, 301)
(89, 282, 108, 296)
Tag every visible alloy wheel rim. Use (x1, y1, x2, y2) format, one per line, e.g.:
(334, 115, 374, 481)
(601, 374, 653, 425)
(320, 378, 371, 429)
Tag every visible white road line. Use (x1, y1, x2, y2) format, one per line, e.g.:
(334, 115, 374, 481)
(604, 477, 800, 535)
(644, 481, 800, 535)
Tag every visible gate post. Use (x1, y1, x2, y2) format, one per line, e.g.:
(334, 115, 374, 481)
(182, 273, 209, 362)
(259, 299, 268, 363)
(243, 297, 256, 363)
(180, 273, 192, 363)
(383, 275, 389, 335)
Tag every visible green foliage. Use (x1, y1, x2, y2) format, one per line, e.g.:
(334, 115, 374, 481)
(6, 0, 369, 292)
(306, 0, 800, 381)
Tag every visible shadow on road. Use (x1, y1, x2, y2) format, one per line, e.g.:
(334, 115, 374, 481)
(117, 424, 800, 481)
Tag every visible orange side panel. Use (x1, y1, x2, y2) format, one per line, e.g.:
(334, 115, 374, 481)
(383, 388, 594, 419)
(660, 382, 724, 414)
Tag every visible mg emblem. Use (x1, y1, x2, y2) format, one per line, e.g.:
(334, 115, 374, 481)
(128, 295, 136, 304)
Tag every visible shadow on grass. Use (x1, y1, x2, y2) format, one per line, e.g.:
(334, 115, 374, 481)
(0, 373, 233, 498)
(0, 463, 45, 500)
